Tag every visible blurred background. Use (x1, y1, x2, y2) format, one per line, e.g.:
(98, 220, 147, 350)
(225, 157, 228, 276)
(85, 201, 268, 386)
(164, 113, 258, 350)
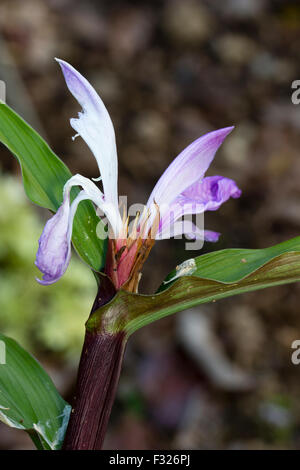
(1, 0, 300, 450)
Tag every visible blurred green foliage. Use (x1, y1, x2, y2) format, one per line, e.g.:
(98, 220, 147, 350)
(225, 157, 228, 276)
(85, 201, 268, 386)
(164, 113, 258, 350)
(0, 171, 96, 362)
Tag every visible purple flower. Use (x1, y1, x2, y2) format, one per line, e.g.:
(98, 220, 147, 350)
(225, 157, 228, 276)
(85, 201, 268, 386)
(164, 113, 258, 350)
(35, 59, 241, 286)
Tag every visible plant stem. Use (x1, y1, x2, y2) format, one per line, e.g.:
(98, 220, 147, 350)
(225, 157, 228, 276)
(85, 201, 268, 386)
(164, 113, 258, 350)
(62, 276, 126, 450)
(62, 330, 127, 450)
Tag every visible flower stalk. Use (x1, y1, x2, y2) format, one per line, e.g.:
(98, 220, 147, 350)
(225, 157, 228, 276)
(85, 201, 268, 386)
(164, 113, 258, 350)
(62, 329, 127, 450)
(63, 276, 126, 450)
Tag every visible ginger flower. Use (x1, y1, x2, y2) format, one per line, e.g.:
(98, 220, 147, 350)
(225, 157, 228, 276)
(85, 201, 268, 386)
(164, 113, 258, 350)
(35, 59, 241, 292)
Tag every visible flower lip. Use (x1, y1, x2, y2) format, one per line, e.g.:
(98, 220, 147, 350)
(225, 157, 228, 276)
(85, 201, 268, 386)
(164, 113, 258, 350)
(146, 126, 235, 211)
(180, 175, 242, 212)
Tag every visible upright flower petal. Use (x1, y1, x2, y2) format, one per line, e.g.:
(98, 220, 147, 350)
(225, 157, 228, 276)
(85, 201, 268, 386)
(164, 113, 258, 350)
(55, 58, 119, 209)
(147, 127, 234, 217)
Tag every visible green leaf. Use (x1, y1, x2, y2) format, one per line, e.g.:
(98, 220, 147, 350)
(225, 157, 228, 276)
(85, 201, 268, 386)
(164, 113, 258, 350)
(0, 103, 106, 271)
(87, 236, 300, 335)
(159, 236, 300, 287)
(0, 333, 70, 450)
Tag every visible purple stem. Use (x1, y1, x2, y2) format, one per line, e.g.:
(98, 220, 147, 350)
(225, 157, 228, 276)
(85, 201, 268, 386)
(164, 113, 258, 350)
(62, 275, 126, 450)
(62, 330, 126, 450)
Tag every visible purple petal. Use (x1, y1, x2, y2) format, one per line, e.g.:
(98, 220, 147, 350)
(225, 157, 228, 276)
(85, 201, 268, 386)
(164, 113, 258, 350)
(35, 189, 88, 285)
(35, 196, 71, 285)
(156, 220, 220, 244)
(156, 220, 199, 240)
(147, 127, 234, 216)
(203, 230, 221, 242)
(55, 58, 119, 208)
(181, 175, 242, 212)
(157, 176, 241, 238)
(185, 229, 220, 242)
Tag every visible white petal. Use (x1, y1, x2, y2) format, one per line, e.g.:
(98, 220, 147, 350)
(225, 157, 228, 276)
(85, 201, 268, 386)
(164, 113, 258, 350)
(56, 58, 119, 209)
(65, 174, 122, 237)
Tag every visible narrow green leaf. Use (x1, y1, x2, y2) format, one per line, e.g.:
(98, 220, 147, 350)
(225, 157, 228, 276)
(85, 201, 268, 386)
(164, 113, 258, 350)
(159, 236, 300, 288)
(0, 103, 106, 271)
(0, 333, 70, 450)
(87, 237, 300, 335)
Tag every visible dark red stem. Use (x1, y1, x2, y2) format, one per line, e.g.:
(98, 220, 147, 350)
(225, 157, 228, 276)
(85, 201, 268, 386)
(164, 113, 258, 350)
(62, 275, 126, 450)
(62, 330, 127, 450)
